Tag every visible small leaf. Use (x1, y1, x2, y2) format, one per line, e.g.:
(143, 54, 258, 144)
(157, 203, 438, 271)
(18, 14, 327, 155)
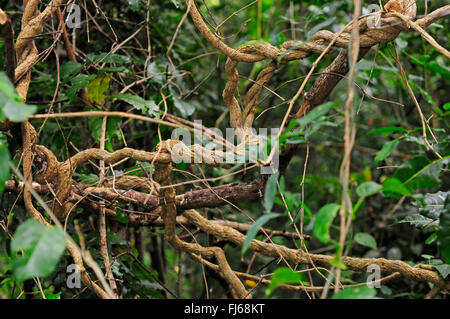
(11, 219, 66, 282)
(332, 286, 376, 299)
(356, 181, 382, 197)
(266, 267, 309, 296)
(242, 213, 279, 255)
(375, 140, 399, 163)
(263, 171, 279, 211)
(354, 232, 377, 249)
(313, 203, 340, 243)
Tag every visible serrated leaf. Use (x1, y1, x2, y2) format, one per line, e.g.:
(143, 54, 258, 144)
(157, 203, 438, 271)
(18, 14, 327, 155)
(265, 267, 309, 296)
(332, 286, 376, 299)
(60, 61, 82, 85)
(11, 219, 66, 282)
(375, 140, 399, 163)
(354, 232, 377, 249)
(111, 93, 159, 118)
(263, 171, 279, 211)
(399, 214, 434, 228)
(242, 213, 279, 255)
(356, 181, 382, 197)
(66, 74, 94, 102)
(313, 203, 340, 243)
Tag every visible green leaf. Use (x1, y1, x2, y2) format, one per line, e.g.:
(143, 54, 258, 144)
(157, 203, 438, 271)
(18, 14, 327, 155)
(374, 140, 399, 163)
(368, 126, 407, 135)
(111, 93, 159, 118)
(330, 244, 347, 269)
(0, 138, 10, 195)
(437, 196, 450, 263)
(354, 232, 377, 249)
(297, 101, 336, 127)
(11, 219, 66, 282)
(382, 178, 412, 197)
(265, 267, 309, 296)
(66, 74, 94, 102)
(434, 264, 450, 279)
(356, 181, 382, 197)
(0, 72, 20, 101)
(402, 156, 450, 191)
(332, 286, 376, 299)
(60, 61, 82, 85)
(399, 214, 435, 229)
(242, 213, 279, 255)
(1, 98, 37, 122)
(263, 171, 279, 211)
(87, 74, 111, 104)
(171, 88, 195, 118)
(313, 203, 340, 243)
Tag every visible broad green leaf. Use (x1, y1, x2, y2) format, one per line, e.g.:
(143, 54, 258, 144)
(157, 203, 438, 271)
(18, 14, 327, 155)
(297, 101, 336, 127)
(437, 196, 450, 263)
(265, 267, 309, 296)
(60, 61, 82, 84)
(111, 93, 159, 118)
(313, 203, 340, 243)
(0, 138, 10, 195)
(263, 171, 279, 211)
(0, 72, 37, 121)
(382, 178, 412, 197)
(368, 126, 407, 135)
(0, 72, 20, 101)
(375, 140, 399, 163)
(403, 156, 450, 191)
(2, 98, 36, 122)
(66, 74, 94, 102)
(332, 286, 376, 299)
(88, 74, 111, 104)
(11, 219, 66, 282)
(356, 181, 382, 197)
(242, 213, 279, 255)
(171, 88, 195, 118)
(354, 232, 377, 249)
(393, 156, 430, 183)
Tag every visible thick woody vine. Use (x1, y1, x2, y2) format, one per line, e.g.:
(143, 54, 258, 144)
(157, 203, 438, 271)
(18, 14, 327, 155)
(1, 0, 449, 298)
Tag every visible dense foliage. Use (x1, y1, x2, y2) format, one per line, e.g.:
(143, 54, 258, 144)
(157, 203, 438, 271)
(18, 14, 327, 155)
(0, 0, 448, 299)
